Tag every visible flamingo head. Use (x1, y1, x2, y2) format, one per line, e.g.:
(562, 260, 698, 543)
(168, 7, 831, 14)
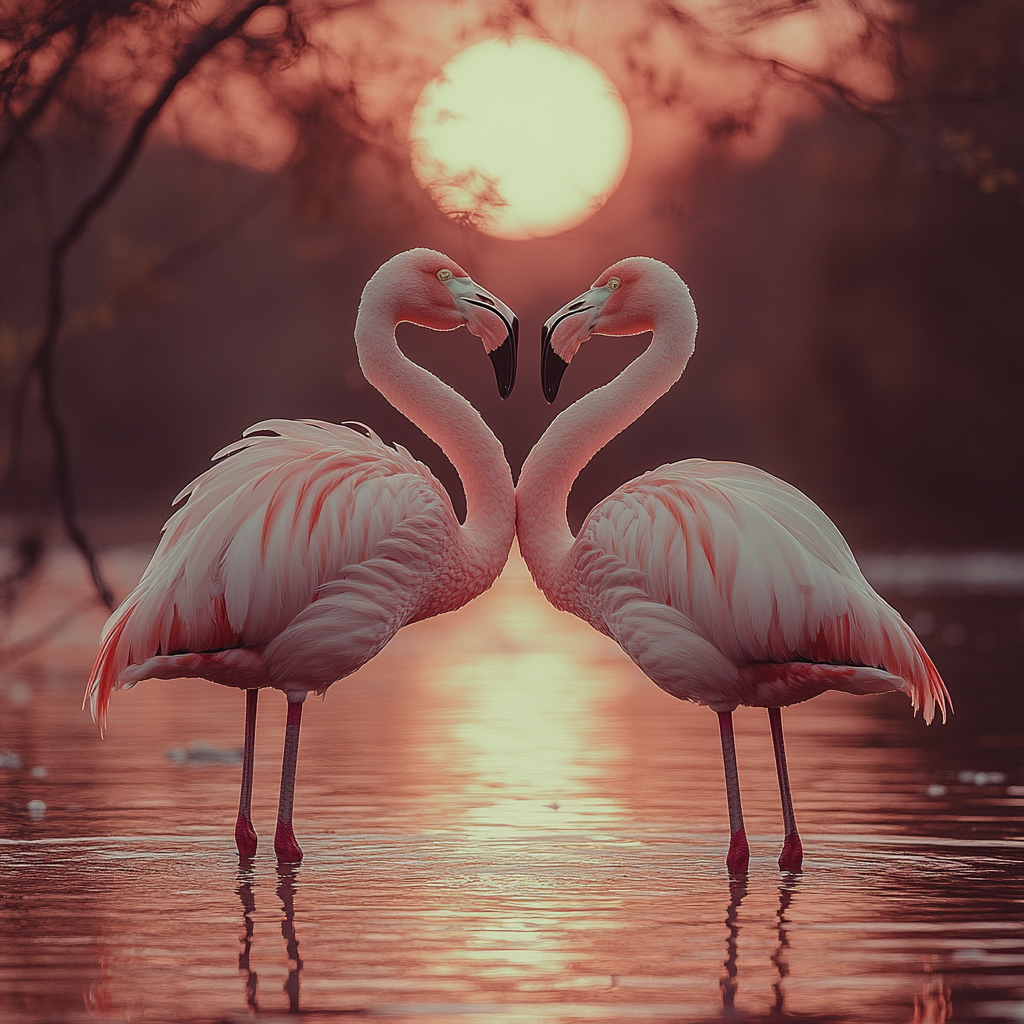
(368, 248, 519, 399)
(540, 257, 695, 402)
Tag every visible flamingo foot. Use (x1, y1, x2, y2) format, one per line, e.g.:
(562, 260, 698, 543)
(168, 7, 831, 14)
(235, 814, 258, 859)
(726, 827, 749, 875)
(778, 833, 803, 873)
(274, 821, 303, 863)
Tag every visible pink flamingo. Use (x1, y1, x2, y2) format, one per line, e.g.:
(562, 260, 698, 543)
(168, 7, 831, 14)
(86, 249, 518, 863)
(515, 257, 948, 874)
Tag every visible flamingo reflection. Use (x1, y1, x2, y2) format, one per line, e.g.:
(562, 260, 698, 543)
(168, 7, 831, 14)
(770, 876, 799, 1016)
(720, 878, 747, 1011)
(718, 877, 944, 1023)
(235, 865, 303, 1014)
(236, 870, 259, 1011)
(719, 876, 804, 1020)
(278, 865, 303, 1014)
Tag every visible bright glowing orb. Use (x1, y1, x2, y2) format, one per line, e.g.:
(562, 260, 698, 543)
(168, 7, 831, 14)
(410, 37, 632, 240)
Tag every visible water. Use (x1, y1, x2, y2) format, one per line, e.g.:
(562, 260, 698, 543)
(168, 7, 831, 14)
(1, 546, 1021, 1023)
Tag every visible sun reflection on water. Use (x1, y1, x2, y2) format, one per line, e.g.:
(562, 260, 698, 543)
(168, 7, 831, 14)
(0, 544, 1020, 1021)
(399, 547, 629, 836)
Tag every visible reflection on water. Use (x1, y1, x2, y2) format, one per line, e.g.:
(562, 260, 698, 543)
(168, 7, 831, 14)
(236, 869, 259, 1011)
(721, 879, 745, 1010)
(278, 866, 302, 1013)
(0, 545, 1021, 1022)
(716, 878, 799, 1017)
(229, 867, 823, 1020)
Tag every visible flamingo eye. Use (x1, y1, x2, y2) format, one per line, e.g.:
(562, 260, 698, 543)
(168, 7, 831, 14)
(437, 268, 453, 282)
(607, 277, 620, 290)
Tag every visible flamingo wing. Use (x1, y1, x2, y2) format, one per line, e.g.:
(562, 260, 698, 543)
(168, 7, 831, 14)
(87, 419, 456, 722)
(575, 459, 948, 721)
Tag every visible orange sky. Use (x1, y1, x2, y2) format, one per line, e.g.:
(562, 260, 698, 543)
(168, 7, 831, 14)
(155, 0, 898, 224)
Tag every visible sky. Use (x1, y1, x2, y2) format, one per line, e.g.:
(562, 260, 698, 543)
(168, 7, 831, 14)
(0, 0, 1020, 551)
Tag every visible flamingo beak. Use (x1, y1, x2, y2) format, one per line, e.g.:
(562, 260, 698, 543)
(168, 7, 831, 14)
(486, 310, 519, 400)
(540, 283, 615, 403)
(447, 277, 519, 399)
(540, 322, 571, 403)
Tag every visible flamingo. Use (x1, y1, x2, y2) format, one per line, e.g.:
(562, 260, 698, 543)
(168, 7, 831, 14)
(515, 257, 949, 874)
(85, 248, 519, 863)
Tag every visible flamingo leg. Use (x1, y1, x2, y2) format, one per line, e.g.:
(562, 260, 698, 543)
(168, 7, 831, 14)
(234, 688, 259, 858)
(717, 711, 750, 874)
(274, 696, 305, 863)
(768, 707, 803, 872)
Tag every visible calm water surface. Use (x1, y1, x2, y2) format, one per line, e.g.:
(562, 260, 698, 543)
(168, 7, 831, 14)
(1, 546, 1021, 1023)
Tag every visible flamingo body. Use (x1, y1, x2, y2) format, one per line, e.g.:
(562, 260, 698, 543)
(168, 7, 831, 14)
(88, 420, 473, 715)
(86, 249, 519, 862)
(517, 256, 948, 873)
(558, 457, 945, 718)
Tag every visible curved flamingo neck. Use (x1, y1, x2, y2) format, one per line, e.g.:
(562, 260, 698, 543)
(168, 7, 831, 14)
(355, 296, 515, 581)
(516, 304, 696, 591)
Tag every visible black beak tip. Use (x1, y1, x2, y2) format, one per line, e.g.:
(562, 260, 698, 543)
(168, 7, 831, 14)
(488, 331, 517, 400)
(540, 321, 569, 403)
(542, 352, 569, 404)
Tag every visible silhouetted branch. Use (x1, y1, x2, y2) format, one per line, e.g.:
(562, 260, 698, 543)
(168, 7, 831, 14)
(644, 0, 1021, 177)
(0, 11, 91, 171)
(1, 0, 288, 610)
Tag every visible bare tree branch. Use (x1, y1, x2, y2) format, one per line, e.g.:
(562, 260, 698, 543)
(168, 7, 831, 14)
(1, 0, 288, 610)
(0, 10, 92, 171)
(640, 0, 1021, 178)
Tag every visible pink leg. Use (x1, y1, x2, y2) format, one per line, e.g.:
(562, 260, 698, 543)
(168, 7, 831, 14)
(234, 688, 259, 859)
(717, 711, 749, 875)
(768, 707, 803, 872)
(274, 697, 304, 863)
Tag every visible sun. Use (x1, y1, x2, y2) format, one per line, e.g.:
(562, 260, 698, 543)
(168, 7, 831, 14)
(410, 37, 632, 241)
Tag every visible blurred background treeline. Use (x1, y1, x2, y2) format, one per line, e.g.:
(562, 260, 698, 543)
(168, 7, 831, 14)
(1, 0, 1021, 609)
